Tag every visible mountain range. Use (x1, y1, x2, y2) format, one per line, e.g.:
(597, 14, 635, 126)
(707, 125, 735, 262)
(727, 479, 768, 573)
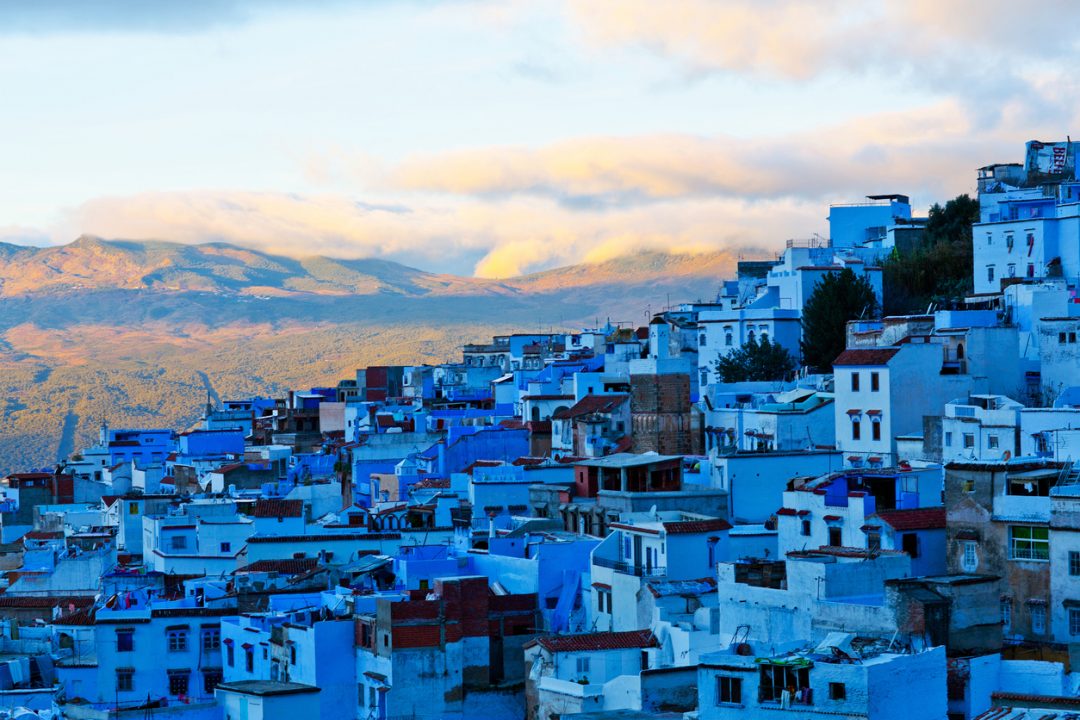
(0, 236, 749, 472)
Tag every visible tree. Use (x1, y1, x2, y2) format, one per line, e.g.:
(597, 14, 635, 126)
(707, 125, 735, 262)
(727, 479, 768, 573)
(714, 335, 797, 383)
(881, 194, 980, 315)
(800, 268, 879, 373)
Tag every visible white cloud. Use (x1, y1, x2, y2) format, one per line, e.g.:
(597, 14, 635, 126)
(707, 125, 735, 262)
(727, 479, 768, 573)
(52, 190, 822, 278)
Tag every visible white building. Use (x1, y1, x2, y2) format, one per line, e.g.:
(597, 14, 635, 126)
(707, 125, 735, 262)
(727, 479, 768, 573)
(941, 395, 1024, 462)
(697, 636, 946, 720)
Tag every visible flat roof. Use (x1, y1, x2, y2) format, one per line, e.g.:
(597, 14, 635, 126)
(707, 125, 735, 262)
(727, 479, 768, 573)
(217, 680, 320, 697)
(576, 453, 682, 469)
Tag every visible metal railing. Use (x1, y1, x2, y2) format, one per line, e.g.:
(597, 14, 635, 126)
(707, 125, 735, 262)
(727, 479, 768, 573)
(592, 556, 666, 578)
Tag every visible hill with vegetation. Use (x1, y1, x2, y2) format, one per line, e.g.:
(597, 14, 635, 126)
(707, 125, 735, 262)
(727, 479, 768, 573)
(0, 238, 744, 472)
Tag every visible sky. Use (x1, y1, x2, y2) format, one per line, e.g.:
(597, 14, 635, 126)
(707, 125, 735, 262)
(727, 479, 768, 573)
(2, 0, 1080, 277)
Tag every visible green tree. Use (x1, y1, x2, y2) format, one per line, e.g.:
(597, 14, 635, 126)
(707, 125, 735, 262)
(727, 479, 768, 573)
(800, 268, 879, 373)
(881, 194, 980, 315)
(713, 335, 797, 383)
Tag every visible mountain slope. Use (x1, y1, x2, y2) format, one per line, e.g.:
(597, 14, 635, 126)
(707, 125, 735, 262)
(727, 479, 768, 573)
(0, 237, 753, 472)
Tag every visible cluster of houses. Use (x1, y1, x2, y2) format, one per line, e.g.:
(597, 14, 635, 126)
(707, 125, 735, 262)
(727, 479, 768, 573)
(3, 140, 1080, 719)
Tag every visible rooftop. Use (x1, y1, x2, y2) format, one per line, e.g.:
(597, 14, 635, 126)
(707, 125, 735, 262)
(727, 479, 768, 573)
(217, 680, 321, 697)
(530, 629, 658, 653)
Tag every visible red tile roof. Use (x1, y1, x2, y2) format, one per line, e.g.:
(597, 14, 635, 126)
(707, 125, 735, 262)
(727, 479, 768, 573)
(832, 348, 900, 367)
(252, 499, 304, 519)
(0, 595, 93, 609)
(552, 394, 629, 420)
(23, 531, 63, 540)
(235, 558, 320, 575)
(872, 507, 946, 531)
(531, 629, 657, 653)
(663, 519, 732, 534)
(512, 456, 546, 467)
(463, 460, 504, 475)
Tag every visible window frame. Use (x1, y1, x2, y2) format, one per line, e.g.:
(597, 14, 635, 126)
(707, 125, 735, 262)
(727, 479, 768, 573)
(1009, 525, 1049, 562)
(717, 675, 743, 705)
(167, 670, 190, 697)
(167, 629, 189, 653)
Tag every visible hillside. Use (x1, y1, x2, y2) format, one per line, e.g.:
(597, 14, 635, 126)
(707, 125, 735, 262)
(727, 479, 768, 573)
(0, 237, 749, 472)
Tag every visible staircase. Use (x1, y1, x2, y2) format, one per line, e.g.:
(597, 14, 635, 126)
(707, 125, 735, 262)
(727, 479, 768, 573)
(1058, 460, 1080, 486)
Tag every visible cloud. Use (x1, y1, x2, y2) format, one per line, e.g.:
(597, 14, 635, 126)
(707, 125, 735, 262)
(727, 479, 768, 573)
(565, 0, 1080, 124)
(388, 101, 1028, 206)
(566, 0, 1080, 79)
(39, 190, 822, 278)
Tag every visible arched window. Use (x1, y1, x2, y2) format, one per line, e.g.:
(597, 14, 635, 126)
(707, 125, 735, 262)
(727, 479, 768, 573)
(956, 343, 965, 360)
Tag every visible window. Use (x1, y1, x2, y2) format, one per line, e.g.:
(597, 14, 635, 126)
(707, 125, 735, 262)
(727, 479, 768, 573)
(747, 330, 755, 343)
(1031, 604, 1047, 635)
(962, 478, 975, 493)
(801, 519, 811, 537)
(116, 668, 134, 692)
(963, 433, 975, 449)
(1008, 263, 1016, 277)
(244, 646, 254, 672)
(866, 530, 881, 553)
(828, 527, 842, 547)
(870, 372, 879, 392)
(169, 535, 188, 551)
(852, 419, 861, 441)
(962, 541, 978, 572)
(576, 657, 590, 676)
(1070, 609, 1080, 637)
(829, 682, 846, 701)
(759, 664, 811, 704)
(987, 266, 995, 283)
(225, 642, 235, 667)
(699, 334, 706, 347)
(289, 643, 297, 664)
(724, 329, 733, 347)
(717, 676, 742, 705)
(202, 628, 221, 653)
(1070, 551, 1080, 576)
(988, 435, 999, 450)
(1010, 526, 1049, 561)
(945, 432, 953, 447)
(168, 670, 189, 697)
(851, 372, 860, 392)
(1072, 332, 1078, 344)
(1027, 264, 1035, 278)
(167, 629, 188, 652)
(902, 533, 919, 559)
(871, 422, 881, 442)
(116, 629, 134, 652)
(1001, 599, 1011, 631)
(220, 542, 231, 553)
(1061, 332, 1068, 344)
(203, 670, 222, 694)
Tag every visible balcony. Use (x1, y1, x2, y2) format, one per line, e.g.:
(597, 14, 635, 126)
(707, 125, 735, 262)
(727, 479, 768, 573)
(592, 555, 666, 578)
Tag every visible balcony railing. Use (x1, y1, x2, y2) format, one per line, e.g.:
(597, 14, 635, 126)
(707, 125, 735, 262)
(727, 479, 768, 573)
(592, 556, 666, 578)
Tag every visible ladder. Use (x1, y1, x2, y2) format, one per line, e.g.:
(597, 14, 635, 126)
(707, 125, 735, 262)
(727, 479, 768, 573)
(1058, 460, 1080, 486)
